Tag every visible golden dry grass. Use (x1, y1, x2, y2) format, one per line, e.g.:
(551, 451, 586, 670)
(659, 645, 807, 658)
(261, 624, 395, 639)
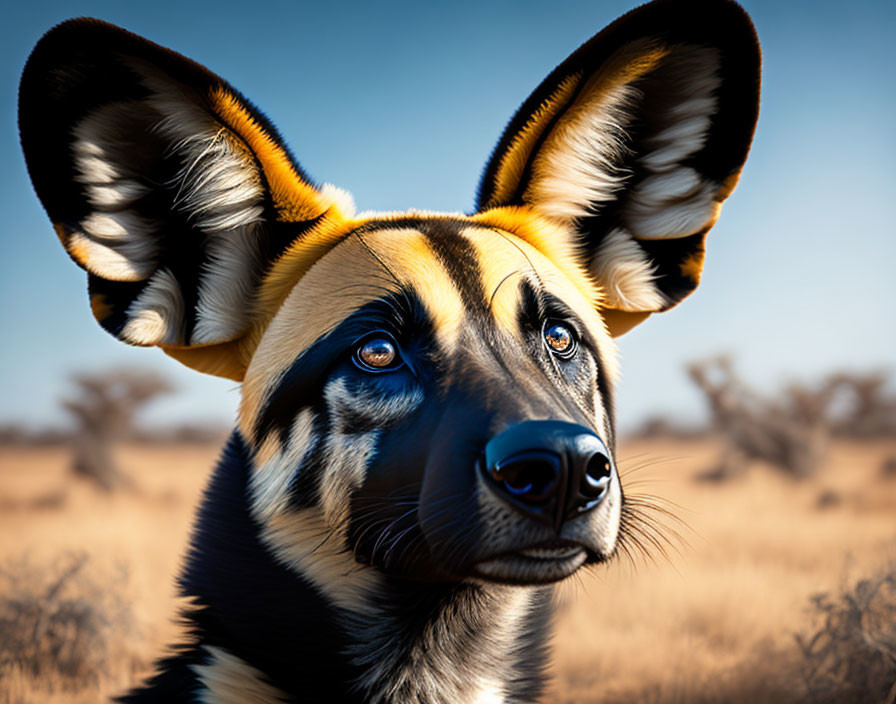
(1, 438, 894, 702)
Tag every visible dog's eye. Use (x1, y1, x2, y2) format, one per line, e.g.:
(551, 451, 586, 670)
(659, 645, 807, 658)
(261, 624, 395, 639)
(354, 334, 403, 372)
(543, 322, 576, 359)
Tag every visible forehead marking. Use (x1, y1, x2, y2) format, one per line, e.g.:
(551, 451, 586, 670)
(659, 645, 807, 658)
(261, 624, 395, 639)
(240, 228, 465, 437)
(461, 225, 608, 345)
(457, 227, 532, 336)
(416, 222, 488, 311)
(472, 206, 603, 308)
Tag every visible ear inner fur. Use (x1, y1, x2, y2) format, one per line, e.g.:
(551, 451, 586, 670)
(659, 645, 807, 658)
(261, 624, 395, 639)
(18, 18, 348, 379)
(475, 0, 760, 331)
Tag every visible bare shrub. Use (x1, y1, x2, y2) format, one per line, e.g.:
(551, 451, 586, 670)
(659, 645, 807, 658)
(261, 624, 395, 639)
(815, 489, 844, 510)
(0, 552, 138, 692)
(824, 371, 896, 438)
(687, 356, 827, 480)
(882, 456, 896, 480)
(62, 368, 173, 490)
(796, 567, 896, 704)
(681, 361, 896, 482)
(628, 414, 708, 441)
(0, 424, 69, 446)
(0, 489, 67, 513)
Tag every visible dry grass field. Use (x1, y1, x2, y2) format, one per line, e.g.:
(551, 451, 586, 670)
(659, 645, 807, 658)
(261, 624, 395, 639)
(1, 437, 894, 703)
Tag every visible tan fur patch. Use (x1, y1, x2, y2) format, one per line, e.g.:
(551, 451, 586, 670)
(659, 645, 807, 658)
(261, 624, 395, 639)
(463, 223, 618, 384)
(88, 292, 114, 323)
(601, 308, 651, 338)
(679, 249, 705, 284)
(192, 646, 289, 704)
(240, 227, 466, 439)
(260, 506, 382, 612)
(472, 207, 603, 310)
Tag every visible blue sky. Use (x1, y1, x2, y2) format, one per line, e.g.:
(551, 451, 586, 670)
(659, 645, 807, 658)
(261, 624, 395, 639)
(2, 0, 894, 431)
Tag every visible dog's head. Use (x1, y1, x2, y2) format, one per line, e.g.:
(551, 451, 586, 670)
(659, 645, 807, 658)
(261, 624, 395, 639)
(19, 1, 759, 592)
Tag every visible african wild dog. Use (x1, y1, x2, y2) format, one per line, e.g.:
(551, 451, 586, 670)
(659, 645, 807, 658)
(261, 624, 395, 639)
(18, 0, 759, 701)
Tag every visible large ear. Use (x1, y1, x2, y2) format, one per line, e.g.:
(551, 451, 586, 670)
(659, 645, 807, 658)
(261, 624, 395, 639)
(19, 19, 351, 379)
(476, 0, 760, 336)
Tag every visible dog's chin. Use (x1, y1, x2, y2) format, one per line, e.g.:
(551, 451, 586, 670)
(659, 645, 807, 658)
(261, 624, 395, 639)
(470, 542, 593, 585)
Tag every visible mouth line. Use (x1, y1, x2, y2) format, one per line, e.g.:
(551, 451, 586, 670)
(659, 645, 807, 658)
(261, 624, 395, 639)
(472, 541, 590, 585)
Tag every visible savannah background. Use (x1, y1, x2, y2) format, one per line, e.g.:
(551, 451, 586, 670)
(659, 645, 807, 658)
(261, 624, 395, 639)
(1, 0, 894, 703)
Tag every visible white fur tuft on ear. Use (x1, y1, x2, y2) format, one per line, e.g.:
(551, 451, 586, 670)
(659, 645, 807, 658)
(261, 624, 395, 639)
(121, 268, 185, 345)
(70, 108, 161, 281)
(144, 70, 268, 344)
(69, 64, 273, 346)
(622, 46, 722, 240)
(85, 180, 148, 209)
(526, 81, 638, 223)
(319, 183, 357, 218)
(626, 179, 717, 239)
(192, 223, 264, 344)
(591, 228, 667, 312)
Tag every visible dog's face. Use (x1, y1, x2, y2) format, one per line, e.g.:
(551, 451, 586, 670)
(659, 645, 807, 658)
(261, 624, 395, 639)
(19, 2, 759, 591)
(241, 214, 621, 585)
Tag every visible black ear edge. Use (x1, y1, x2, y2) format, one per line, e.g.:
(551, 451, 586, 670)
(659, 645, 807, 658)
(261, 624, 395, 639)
(18, 17, 315, 226)
(475, 0, 761, 211)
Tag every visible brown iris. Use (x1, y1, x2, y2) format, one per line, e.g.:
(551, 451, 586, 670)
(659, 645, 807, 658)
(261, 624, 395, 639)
(544, 323, 575, 357)
(357, 338, 397, 370)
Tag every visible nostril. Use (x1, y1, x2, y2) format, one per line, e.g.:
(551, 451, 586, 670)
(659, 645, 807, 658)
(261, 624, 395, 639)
(581, 452, 612, 499)
(490, 452, 561, 503)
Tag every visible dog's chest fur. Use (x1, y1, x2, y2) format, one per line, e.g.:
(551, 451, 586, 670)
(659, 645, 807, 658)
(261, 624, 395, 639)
(121, 435, 553, 704)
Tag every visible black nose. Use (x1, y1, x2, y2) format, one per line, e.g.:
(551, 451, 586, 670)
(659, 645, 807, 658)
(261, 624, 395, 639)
(480, 420, 614, 532)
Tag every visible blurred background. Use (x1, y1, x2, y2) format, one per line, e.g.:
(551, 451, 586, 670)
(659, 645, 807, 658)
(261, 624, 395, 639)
(1, 1, 894, 703)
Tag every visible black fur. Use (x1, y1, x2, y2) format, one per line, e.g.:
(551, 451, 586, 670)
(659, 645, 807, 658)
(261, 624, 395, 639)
(119, 434, 555, 702)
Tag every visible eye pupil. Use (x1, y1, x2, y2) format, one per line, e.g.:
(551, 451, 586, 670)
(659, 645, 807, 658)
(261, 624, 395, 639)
(544, 324, 574, 355)
(358, 338, 397, 369)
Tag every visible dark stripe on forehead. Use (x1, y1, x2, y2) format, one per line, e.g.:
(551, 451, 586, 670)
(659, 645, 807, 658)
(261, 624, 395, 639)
(419, 223, 488, 311)
(355, 218, 488, 312)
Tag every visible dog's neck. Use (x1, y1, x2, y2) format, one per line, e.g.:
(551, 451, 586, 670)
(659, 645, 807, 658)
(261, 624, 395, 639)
(122, 434, 553, 703)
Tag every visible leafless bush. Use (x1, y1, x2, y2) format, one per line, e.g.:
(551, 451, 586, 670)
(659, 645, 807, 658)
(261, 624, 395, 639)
(0, 553, 137, 691)
(0, 424, 70, 446)
(62, 368, 173, 490)
(687, 356, 827, 480)
(131, 421, 229, 445)
(0, 489, 67, 513)
(679, 361, 895, 481)
(796, 567, 896, 704)
(882, 456, 896, 480)
(628, 414, 708, 441)
(823, 371, 896, 438)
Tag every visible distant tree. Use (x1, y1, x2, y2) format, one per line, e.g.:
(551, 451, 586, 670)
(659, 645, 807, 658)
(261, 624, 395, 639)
(0, 423, 29, 445)
(823, 371, 896, 438)
(61, 368, 173, 490)
(687, 356, 828, 480)
(687, 359, 896, 481)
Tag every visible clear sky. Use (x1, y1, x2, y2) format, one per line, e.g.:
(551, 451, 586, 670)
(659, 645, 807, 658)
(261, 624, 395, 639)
(2, 0, 894, 432)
